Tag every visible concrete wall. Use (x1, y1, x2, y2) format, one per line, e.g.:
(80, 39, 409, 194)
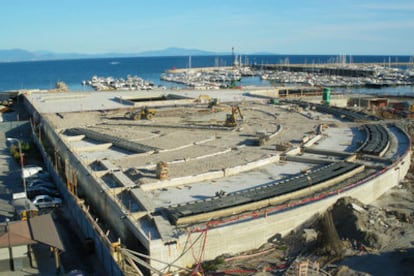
(42, 123, 126, 232)
(148, 146, 411, 272)
(247, 89, 279, 98)
(303, 134, 323, 147)
(286, 146, 302, 156)
(25, 98, 125, 275)
(224, 155, 280, 176)
(140, 171, 224, 192)
(305, 97, 349, 108)
(0, 247, 11, 272)
(140, 155, 280, 192)
(33, 128, 125, 275)
(0, 245, 29, 272)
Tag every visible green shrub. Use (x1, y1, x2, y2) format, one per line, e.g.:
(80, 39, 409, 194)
(21, 142, 30, 151)
(201, 257, 225, 272)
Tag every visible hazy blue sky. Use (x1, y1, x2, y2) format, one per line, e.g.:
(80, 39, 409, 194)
(1, 0, 413, 55)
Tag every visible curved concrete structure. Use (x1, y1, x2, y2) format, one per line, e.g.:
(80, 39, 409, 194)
(22, 90, 411, 274)
(145, 124, 410, 272)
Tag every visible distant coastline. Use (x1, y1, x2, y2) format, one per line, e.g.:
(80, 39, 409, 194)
(1, 47, 412, 63)
(0, 47, 274, 63)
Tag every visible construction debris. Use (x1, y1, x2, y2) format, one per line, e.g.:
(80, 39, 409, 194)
(156, 161, 169, 180)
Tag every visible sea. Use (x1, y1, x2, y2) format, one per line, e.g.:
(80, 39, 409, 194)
(0, 54, 414, 95)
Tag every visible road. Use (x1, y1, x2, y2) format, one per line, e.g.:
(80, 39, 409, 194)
(0, 101, 105, 275)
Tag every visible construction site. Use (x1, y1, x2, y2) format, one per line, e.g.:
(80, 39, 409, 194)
(18, 87, 412, 275)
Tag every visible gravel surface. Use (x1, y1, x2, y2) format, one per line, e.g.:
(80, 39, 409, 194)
(49, 102, 320, 181)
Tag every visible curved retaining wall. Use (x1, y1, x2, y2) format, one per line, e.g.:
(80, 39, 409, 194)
(24, 96, 411, 274)
(147, 132, 411, 272)
(166, 162, 364, 225)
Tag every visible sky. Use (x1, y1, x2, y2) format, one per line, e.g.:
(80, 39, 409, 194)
(1, 0, 414, 55)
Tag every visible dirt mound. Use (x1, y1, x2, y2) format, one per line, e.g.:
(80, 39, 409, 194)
(334, 265, 370, 276)
(316, 211, 345, 258)
(326, 195, 412, 251)
(312, 196, 384, 261)
(330, 197, 381, 248)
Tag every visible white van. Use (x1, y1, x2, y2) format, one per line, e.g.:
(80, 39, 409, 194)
(22, 166, 44, 178)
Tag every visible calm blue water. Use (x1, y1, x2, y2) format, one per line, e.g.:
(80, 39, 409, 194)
(0, 55, 413, 94)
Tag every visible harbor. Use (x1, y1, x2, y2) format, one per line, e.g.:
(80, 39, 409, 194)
(159, 61, 414, 90)
(256, 62, 414, 88)
(80, 60, 414, 92)
(82, 75, 163, 91)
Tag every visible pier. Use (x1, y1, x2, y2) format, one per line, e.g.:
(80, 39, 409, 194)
(157, 61, 414, 91)
(253, 62, 414, 77)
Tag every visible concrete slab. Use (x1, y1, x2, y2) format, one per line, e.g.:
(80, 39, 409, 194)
(21, 90, 412, 274)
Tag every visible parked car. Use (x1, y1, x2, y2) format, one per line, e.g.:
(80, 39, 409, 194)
(25, 171, 51, 180)
(26, 179, 55, 189)
(66, 269, 86, 276)
(27, 186, 60, 199)
(22, 166, 45, 178)
(32, 195, 62, 209)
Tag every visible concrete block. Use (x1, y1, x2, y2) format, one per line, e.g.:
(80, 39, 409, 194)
(140, 170, 225, 192)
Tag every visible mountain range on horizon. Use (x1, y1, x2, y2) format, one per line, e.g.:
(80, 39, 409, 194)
(0, 47, 277, 62)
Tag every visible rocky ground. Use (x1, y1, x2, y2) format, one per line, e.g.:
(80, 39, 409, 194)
(202, 120, 414, 276)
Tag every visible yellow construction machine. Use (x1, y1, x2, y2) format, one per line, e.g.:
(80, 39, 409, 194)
(224, 105, 243, 127)
(125, 107, 156, 120)
(208, 98, 220, 109)
(196, 94, 211, 103)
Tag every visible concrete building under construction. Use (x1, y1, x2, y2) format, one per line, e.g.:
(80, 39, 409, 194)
(20, 88, 411, 275)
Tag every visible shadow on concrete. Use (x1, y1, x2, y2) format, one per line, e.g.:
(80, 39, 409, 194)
(337, 248, 414, 276)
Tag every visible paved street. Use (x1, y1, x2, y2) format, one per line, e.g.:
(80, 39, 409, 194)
(0, 119, 58, 275)
(0, 103, 105, 275)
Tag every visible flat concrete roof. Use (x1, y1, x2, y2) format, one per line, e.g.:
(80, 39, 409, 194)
(23, 89, 255, 114)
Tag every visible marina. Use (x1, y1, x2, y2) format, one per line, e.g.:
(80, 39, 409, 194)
(80, 58, 414, 92)
(159, 62, 414, 90)
(83, 75, 163, 91)
(160, 68, 243, 89)
(257, 62, 414, 88)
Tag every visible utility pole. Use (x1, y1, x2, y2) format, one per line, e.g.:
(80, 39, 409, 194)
(6, 219, 14, 271)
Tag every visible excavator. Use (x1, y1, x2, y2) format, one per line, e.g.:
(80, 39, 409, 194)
(224, 105, 243, 127)
(124, 107, 156, 120)
(196, 95, 220, 109)
(208, 98, 220, 109)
